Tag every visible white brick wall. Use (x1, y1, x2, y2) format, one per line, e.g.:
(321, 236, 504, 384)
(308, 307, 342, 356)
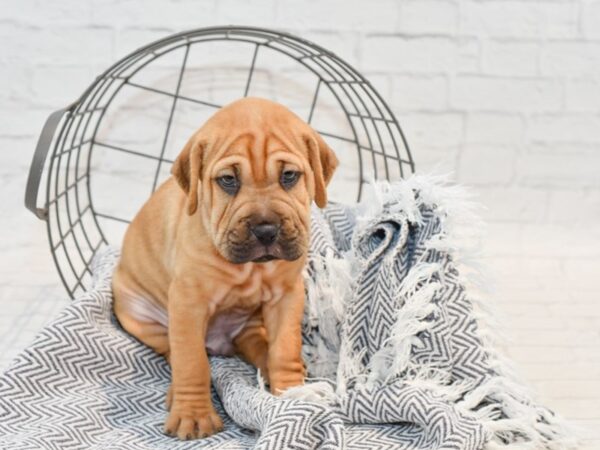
(2, 0, 596, 226)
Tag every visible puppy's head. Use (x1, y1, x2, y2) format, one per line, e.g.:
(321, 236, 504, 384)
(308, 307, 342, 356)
(172, 97, 338, 264)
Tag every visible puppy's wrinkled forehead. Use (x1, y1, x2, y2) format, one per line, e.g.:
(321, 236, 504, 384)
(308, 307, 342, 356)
(209, 97, 303, 129)
(203, 97, 307, 161)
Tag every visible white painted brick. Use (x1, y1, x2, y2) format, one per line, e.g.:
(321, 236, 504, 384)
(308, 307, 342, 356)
(395, 112, 463, 149)
(347, 0, 400, 32)
(451, 76, 562, 112)
(550, 399, 600, 420)
(573, 420, 600, 441)
(361, 36, 460, 73)
(538, 380, 600, 401)
(527, 142, 598, 158)
(518, 361, 600, 383)
(567, 290, 600, 306)
(394, 114, 463, 174)
(507, 344, 581, 365)
(529, 114, 600, 145)
(398, 0, 458, 35)
(540, 42, 600, 77)
(363, 74, 392, 102)
(581, 0, 600, 39)
(456, 38, 481, 74)
(25, 27, 114, 66)
(465, 113, 524, 145)
(0, 0, 92, 25)
(566, 79, 600, 112)
(475, 186, 547, 223)
(546, 190, 600, 225)
(0, 107, 50, 139)
(390, 75, 448, 111)
(114, 28, 176, 58)
(548, 299, 600, 319)
(0, 22, 36, 63)
(0, 65, 31, 101)
(563, 258, 600, 292)
(215, 0, 278, 28)
(31, 66, 95, 107)
(91, 0, 216, 29)
(511, 329, 600, 349)
(520, 223, 600, 258)
(277, 0, 398, 32)
(482, 41, 538, 77)
(516, 152, 600, 189)
(457, 145, 517, 185)
(412, 147, 460, 175)
(460, 1, 579, 39)
(494, 286, 569, 308)
(0, 138, 55, 176)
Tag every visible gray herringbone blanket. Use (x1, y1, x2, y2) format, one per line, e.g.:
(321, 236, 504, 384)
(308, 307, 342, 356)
(0, 177, 575, 449)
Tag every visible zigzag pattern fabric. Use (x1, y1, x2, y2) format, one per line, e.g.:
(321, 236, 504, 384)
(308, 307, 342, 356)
(0, 178, 575, 449)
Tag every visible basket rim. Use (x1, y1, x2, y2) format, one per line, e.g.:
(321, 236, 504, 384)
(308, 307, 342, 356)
(67, 25, 359, 112)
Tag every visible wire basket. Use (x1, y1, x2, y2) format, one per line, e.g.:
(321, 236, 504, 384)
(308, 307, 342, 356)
(25, 26, 414, 299)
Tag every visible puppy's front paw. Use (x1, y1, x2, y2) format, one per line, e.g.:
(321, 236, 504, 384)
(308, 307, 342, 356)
(268, 357, 306, 395)
(269, 367, 306, 395)
(164, 401, 224, 440)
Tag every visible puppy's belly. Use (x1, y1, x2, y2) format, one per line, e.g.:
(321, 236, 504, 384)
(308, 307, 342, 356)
(121, 295, 253, 356)
(205, 310, 254, 356)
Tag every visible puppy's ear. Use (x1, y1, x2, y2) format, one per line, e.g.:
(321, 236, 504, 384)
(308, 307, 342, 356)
(304, 131, 339, 208)
(171, 136, 205, 215)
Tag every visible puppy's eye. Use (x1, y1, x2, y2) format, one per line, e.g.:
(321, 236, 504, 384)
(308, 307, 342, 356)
(280, 170, 301, 189)
(216, 175, 239, 195)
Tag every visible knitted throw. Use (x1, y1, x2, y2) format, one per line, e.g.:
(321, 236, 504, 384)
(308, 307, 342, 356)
(0, 177, 575, 449)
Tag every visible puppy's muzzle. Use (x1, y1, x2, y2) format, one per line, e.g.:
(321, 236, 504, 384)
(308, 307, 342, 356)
(225, 212, 303, 264)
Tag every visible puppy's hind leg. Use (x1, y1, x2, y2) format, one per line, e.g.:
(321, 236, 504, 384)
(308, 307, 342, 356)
(114, 295, 175, 408)
(113, 268, 171, 356)
(113, 299, 170, 359)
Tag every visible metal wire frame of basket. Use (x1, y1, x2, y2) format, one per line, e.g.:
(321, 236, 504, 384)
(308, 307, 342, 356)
(24, 25, 414, 299)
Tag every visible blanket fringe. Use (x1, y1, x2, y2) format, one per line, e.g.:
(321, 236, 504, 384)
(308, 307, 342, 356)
(303, 249, 353, 380)
(332, 175, 577, 449)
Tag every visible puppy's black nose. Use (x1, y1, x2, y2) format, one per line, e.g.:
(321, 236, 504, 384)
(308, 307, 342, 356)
(251, 223, 279, 246)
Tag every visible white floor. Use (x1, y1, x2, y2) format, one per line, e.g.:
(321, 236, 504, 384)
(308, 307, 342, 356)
(1, 174, 599, 447)
(481, 223, 600, 449)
